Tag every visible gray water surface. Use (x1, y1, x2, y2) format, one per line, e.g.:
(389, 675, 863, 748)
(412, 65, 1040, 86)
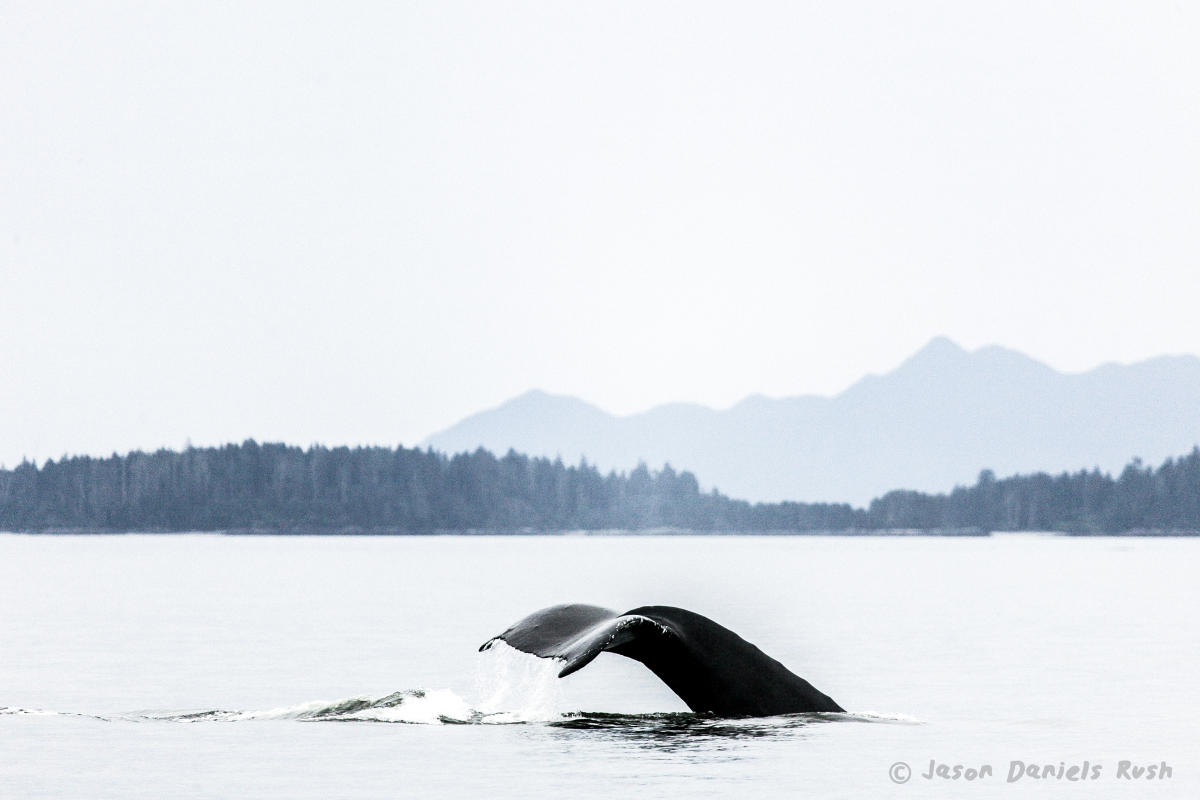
(1, 534, 1196, 798)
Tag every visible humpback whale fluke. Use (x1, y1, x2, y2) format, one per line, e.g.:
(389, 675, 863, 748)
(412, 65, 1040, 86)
(480, 604, 844, 717)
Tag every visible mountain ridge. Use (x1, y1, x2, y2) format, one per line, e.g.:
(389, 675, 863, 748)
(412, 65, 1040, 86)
(423, 339, 1200, 504)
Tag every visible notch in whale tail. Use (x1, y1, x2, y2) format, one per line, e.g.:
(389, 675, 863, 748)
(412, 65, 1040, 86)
(479, 603, 844, 717)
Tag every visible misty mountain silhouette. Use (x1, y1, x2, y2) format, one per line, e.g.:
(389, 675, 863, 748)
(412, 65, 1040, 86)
(423, 337, 1200, 504)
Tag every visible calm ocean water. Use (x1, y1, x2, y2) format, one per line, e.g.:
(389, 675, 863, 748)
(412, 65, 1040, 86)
(1, 533, 1196, 798)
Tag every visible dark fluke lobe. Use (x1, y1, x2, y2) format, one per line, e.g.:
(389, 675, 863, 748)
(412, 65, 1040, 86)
(480, 604, 844, 717)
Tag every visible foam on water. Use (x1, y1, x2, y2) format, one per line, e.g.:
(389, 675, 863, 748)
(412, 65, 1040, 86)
(218, 689, 477, 724)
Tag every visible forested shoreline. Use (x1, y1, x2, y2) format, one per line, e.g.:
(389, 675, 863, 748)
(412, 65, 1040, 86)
(0, 441, 1197, 534)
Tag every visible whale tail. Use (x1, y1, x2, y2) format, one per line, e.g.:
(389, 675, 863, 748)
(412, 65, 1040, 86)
(480, 604, 844, 717)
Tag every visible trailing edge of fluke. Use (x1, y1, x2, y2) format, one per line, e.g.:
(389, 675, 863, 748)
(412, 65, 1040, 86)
(480, 604, 843, 717)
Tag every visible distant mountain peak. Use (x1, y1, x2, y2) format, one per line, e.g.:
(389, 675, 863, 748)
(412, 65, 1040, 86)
(904, 335, 969, 365)
(510, 388, 562, 404)
(491, 389, 603, 413)
(921, 334, 965, 354)
(879, 337, 1059, 385)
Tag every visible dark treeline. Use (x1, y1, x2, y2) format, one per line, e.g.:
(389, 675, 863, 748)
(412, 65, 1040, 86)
(868, 448, 1200, 534)
(0, 441, 1197, 534)
(0, 442, 858, 533)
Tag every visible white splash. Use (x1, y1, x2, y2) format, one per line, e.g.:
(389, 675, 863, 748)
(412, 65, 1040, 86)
(338, 690, 475, 724)
(472, 639, 568, 723)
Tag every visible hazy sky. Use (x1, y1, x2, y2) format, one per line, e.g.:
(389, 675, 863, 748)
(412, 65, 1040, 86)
(3, 1, 1198, 466)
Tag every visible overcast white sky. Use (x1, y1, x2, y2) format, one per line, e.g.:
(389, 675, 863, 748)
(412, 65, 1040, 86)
(2, 1, 1198, 466)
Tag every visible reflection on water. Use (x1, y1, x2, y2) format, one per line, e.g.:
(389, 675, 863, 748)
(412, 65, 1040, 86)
(540, 710, 915, 757)
(552, 710, 828, 737)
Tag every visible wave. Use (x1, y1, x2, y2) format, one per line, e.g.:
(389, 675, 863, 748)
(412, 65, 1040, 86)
(1, 645, 918, 729)
(1, 698, 918, 730)
(142, 688, 481, 724)
(3, 690, 485, 725)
